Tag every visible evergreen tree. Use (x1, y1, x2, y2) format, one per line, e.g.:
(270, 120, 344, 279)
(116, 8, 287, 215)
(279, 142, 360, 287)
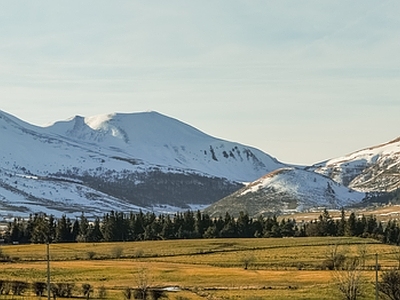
(337, 208, 346, 236)
(281, 218, 296, 237)
(56, 215, 71, 242)
(194, 210, 208, 238)
(71, 219, 80, 242)
(160, 215, 175, 239)
(365, 215, 378, 237)
(220, 212, 236, 238)
(78, 213, 90, 242)
(30, 214, 51, 243)
(89, 217, 103, 242)
(252, 215, 264, 238)
(102, 212, 117, 242)
(237, 211, 252, 238)
(132, 210, 145, 240)
(346, 212, 357, 237)
(9, 218, 24, 243)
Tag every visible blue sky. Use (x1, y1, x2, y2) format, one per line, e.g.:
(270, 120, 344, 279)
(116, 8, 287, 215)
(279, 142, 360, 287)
(1, 1, 399, 165)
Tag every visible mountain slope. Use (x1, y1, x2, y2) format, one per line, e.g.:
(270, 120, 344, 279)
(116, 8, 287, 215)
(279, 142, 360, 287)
(204, 168, 365, 218)
(313, 137, 400, 192)
(0, 110, 285, 217)
(45, 111, 285, 182)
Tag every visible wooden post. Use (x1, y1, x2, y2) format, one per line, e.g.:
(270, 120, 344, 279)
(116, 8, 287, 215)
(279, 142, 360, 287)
(47, 242, 51, 300)
(375, 253, 378, 300)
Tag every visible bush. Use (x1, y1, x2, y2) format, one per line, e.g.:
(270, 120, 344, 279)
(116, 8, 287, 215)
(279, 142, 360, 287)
(98, 286, 107, 299)
(122, 287, 132, 300)
(378, 269, 400, 300)
(11, 281, 28, 295)
(2, 281, 11, 295)
(55, 283, 75, 298)
(33, 282, 46, 297)
(134, 249, 144, 258)
(111, 246, 124, 258)
(82, 283, 93, 300)
(148, 289, 166, 300)
(87, 251, 96, 260)
(0, 249, 11, 262)
(322, 253, 347, 270)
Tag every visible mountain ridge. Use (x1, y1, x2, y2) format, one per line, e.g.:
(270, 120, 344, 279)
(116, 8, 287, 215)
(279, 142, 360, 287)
(1, 109, 398, 218)
(0, 110, 284, 217)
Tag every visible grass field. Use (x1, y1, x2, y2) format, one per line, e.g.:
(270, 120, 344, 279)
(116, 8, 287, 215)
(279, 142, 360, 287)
(0, 237, 399, 299)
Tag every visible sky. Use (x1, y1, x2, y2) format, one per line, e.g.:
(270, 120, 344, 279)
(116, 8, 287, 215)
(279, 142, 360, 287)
(1, 1, 399, 165)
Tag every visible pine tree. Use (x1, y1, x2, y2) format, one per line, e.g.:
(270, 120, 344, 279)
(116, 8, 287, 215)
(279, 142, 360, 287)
(337, 208, 346, 236)
(89, 217, 103, 242)
(56, 215, 70, 242)
(160, 215, 175, 239)
(78, 213, 90, 242)
(346, 212, 357, 237)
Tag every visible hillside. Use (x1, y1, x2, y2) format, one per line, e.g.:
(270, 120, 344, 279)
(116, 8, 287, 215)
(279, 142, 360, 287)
(313, 137, 400, 192)
(204, 168, 365, 218)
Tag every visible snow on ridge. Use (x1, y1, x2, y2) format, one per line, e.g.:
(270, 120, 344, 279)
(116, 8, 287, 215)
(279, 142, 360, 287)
(41, 111, 285, 182)
(241, 167, 364, 207)
(322, 137, 400, 167)
(312, 135, 400, 191)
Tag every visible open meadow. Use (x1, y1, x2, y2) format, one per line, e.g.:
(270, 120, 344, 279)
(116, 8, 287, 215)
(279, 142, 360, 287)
(0, 237, 399, 299)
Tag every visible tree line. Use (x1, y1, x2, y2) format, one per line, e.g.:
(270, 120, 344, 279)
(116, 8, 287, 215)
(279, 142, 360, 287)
(2, 208, 400, 245)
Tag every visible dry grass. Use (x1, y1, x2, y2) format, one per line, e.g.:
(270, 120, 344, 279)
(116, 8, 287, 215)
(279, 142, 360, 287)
(0, 237, 396, 299)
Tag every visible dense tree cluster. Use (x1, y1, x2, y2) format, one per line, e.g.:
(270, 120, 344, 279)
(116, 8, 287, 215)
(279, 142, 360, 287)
(2, 208, 400, 245)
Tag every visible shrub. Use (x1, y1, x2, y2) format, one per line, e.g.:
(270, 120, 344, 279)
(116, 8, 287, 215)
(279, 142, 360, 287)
(56, 283, 75, 298)
(11, 281, 28, 295)
(122, 287, 132, 300)
(87, 251, 96, 260)
(149, 289, 166, 300)
(378, 269, 400, 300)
(2, 281, 11, 295)
(322, 253, 347, 270)
(82, 283, 93, 300)
(33, 282, 46, 297)
(134, 249, 144, 258)
(98, 286, 107, 299)
(0, 249, 11, 262)
(111, 246, 124, 258)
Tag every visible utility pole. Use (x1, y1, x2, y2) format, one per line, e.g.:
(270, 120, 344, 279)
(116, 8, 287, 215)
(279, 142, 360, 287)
(375, 253, 379, 300)
(47, 242, 51, 300)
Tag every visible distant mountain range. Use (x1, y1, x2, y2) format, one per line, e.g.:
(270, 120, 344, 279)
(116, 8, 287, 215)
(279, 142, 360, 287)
(1, 109, 399, 219)
(0, 110, 283, 218)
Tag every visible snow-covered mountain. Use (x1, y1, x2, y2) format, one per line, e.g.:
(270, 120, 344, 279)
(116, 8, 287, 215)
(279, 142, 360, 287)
(204, 168, 365, 218)
(2, 109, 397, 219)
(313, 137, 400, 192)
(45, 111, 284, 181)
(0, 110, 285, 218)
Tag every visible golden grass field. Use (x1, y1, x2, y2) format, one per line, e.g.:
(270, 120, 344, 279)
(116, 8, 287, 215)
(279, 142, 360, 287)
(0, 237, 399, 299)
